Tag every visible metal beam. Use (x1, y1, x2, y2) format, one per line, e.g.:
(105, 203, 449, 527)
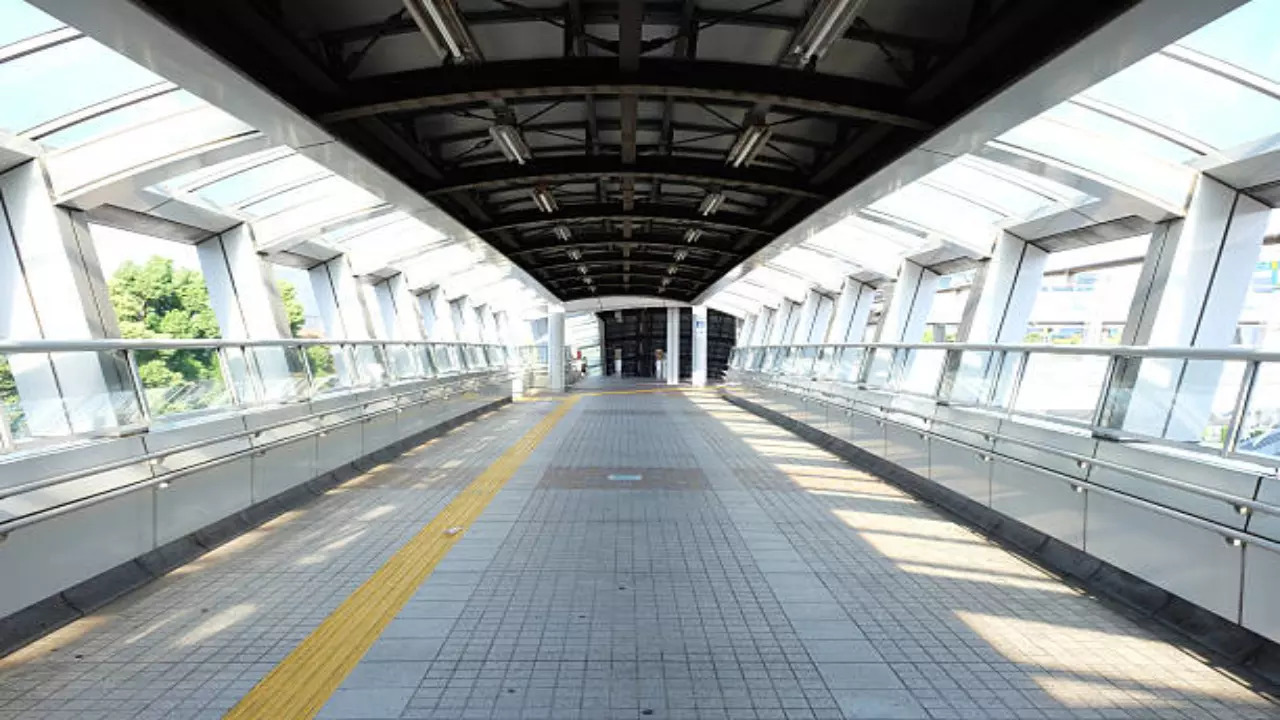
(321, 58, 929, 129)
(473, 203, 773, 236)
(534, 258, 719, 275)
(319, 4, 951, 57)
(510, 234, 738, 255)
(421, 156, 825, 200)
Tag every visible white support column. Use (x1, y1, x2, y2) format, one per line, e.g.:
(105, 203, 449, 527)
(197, 224, 296, 400)
(739, 314, 757, 347)
(197, 225, 291, 340)
(752, 306, 776, 345)
(1119, 176, 1269, 440)
(309, 255, 380, 383)
(691, 304, 708, 387)
(548, 308, 566, 392)
(308, 255, 374, 340)
(957, 232, 1048, 343)
(364, 281, 394, 340)
(794, 290, 820, 344)
(807, 294, 834, 344)
(419, 286, 456, 342)
(875, 261, 939, 343)
(827, 278, 876, 343)
(388, 274, 425, 340)
(666, 306, 681, 385)
(767, 300, 797, 345)
(0, 161, 130, 435)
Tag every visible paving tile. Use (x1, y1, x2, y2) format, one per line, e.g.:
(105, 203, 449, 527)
(3, 388, 1277, 720)
(316, 687, 414, 719)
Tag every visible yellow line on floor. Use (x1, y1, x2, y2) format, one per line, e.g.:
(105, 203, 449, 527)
(224, 395, 580, 720)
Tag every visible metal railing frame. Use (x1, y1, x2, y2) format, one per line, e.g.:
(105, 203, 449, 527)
(728, 342, 1280, 468)
(0, 339, 533, 455)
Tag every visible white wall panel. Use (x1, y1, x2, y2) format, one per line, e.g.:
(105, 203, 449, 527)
(0, 492, 153, 618)
(990, 459, 1086, 548)
(1241, 544, 1280, 643)
(1086, 492, 1243, 621)
(154, 458, 253, 545)
(929, 437, 992, 506)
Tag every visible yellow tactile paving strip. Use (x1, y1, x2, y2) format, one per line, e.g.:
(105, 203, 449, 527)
(223, 395, 580, 720)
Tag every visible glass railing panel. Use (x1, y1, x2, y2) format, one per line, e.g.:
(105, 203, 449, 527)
(1010, 352, 1109, 424)
(415, 345, 438, 378)
(900, 348, 946, 396)
(431, 345, 457, 375)
(835, 347, 865, 382)
(814, 346, 839, 380)
(305, 344, 346, 394)
(950, 350, 998, 406)
(133, 347, 234, 418)
(0, 350, 144, 448)
(352, 344, 387, 386)
(864, 348, 896, 389)
(385, 344, 420, 381)
(251, 345, 310, 403)
(1104, 358, 1249, 449)
(1237, 362, 1280, 460)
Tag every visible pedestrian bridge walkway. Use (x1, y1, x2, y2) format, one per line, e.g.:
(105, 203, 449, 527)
(0, 386, 1274, 720)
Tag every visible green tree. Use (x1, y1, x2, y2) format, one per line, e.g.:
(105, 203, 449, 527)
(109, 258, 221, 394)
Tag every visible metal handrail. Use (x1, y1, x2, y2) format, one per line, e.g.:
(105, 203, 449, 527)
(0, 371, 508, 535)
(728, 341, 1280, 465)
(0, 339, 509, 352)
(0, 372, 492, 502)
(785, 378, 1280, 519)
(728, 377, 1280, 554)
(731, 341, 1280, 363)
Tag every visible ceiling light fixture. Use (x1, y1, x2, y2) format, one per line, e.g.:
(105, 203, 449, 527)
(553, 224, 572, 242)
(531, 185, 558, 213)
(698, 192, 725, 216)
(577, 265, 588, 275)
(673, 248, 688, 262)
(403, 0, 483, 63)
(684, 228, 703, 244)
(489, 123, 532, 165)
(788, 0, 870, 67)
(726, 124, 772, 168)
(567, 248, 581, 261)
(667, 264, 678, 275)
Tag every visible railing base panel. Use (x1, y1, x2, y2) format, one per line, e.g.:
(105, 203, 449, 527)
(0, 396, 511, 658)
(720, 388, 1280, 690)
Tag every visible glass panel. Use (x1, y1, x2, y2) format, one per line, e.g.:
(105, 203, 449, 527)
(864, 349, 896, 388)
(1238, 362, 1280, 459)
(835, 347, 865, 381)
(385, 344, 420, 380)
(950, 351, 999, 406)
(1178, 0, 1280, 84)
(1081, 52, 1280, 150)
(193, 154, 326, 209)
(133, 348, 233, 417)
(869, 183, 1005, 253)
(35, 89, 203, 149)
(900, 348, 946, 396)
(1012, 353, 1109, 423)
(0, 37, 161, 134)
(991, 351, 1025, 409)
(994, 117, 1195, 208)
(0, 1, 64, 49)
(353, 345, 387, 385)
(306, 345, 343, 394)
(251, 346, 310, 403)
(1109, 358, 1248, 448)
(0, 350, 143, 447)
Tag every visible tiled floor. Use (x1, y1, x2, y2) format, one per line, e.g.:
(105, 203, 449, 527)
(2, 386, 1278, 720)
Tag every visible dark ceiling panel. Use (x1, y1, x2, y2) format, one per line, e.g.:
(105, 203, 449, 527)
(133, 0, 1135, 303)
